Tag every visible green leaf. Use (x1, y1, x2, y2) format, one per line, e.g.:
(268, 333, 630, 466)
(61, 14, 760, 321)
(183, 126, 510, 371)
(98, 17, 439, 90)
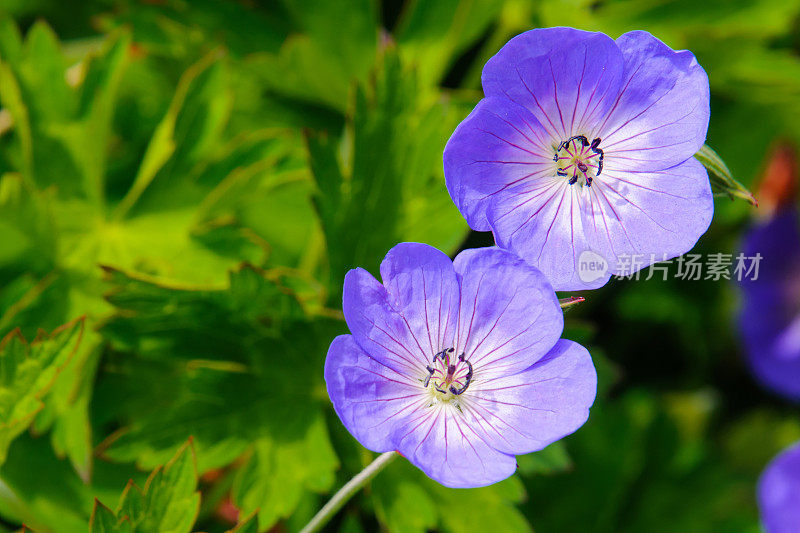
(695, 144, 757, 205)
(226, 511, 259, 533)
(190, 129, 317, 265)
(91, 439, 200, 533)
(248, 0, 377, 112)
(0, 432, 124, 533)
(33, 340, 101, 481)
(0, 172, 56, 279)
(395, 0, 505, 86)
(20, 21, 72, 122)
(372, 459, 530, 533)
(537, 0, 800, 44)
(113, 49, 230, 219)
(308, 48, 469, 299)
(232, 413, 338, 530)
(93, 265, 340, 526)
(90, 501, 126, 533)
(0, 317, 84, 465)
(374, 477, 437, 533)
(0, 15, 24, 65)
(517, 442, 573, 476)
(95, 266, 337, 488)
(73, 30, 132, 205)
(0, 61, 33, 180)
(100, 264, 306, 358)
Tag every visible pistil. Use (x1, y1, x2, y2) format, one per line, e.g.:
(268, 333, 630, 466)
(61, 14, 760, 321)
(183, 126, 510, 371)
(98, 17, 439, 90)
(554, 135, 604, 187)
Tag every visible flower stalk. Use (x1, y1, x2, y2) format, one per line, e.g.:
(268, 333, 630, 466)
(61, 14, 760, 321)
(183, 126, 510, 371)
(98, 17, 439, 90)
(299, 451, 398, 533)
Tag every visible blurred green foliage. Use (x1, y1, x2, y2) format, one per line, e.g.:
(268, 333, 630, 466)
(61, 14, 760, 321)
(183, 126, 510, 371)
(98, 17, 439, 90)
(0, 0, 797, 531)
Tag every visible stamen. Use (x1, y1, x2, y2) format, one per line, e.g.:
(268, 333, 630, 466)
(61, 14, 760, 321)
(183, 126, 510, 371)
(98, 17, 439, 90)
(449, 354, 473, 395)
(424, 348, 474, 396)
(554, 135, 604, 188)
(423, 365, 435, 388)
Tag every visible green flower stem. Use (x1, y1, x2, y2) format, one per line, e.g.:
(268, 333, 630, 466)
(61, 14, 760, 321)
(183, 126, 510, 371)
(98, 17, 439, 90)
(300, 451, 398, 533)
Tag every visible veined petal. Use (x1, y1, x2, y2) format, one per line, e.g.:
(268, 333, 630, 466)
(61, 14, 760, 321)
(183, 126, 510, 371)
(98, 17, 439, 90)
(482, 27, 624, 142)
(465, 340, 596, 455)
(343, 268, 430, 375)
(452, 247, 563, 377)
(599, 30, 709, 170)
(324, 335, 425, 452)
(488, 158, 713, 291)
(444, 97, 553, 231)
(593, 156, 713, 269)
(395, 404, 518, 488)
(487, 178, 605, 291)
(379, 243, 460, 358)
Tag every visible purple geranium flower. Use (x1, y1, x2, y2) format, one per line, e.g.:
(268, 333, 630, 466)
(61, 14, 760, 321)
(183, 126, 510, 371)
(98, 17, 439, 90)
(739, 207, 800, 401)
(324, 243, 597, 488)
(444, 27, 713, 290)
(758, 441, 800, 533)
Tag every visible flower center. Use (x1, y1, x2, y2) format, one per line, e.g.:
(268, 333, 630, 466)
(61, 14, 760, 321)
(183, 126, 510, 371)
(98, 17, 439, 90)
(423, 348, 473, 397)
(553, 135, 604, 187)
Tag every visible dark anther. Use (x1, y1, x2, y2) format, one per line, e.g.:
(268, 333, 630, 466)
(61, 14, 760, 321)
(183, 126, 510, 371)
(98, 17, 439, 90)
(425, 349, 474, 395)
(423, 365, 435, 387)
(433, 348, 453, 365)
(556, 135, 604, 186)
(559, 135, 589, 152)
(590, 137, 604, 177)
(449, 353, 473, 395)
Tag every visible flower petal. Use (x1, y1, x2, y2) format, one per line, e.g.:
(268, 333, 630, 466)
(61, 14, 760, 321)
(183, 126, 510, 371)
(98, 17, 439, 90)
(452, 247, 563, 377)
(488, 157, 713, 290)
(394, 404, 518, 488)
(593, 156, 713, 268)
(324, 335, 424, 452)
(444, 97, 553, 231)
(464, 339, 597, 455)
(599, 30, 709, 171)
(482, 27, 624, 142)
(343, 267, 430, 375)
(379, 243, 461, 359)
(739, 208, 800, 401)
(758, 441, 800, 533)
(487, 177, 606, 291)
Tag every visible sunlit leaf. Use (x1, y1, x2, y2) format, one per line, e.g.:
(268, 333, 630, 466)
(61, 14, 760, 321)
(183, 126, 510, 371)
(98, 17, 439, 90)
(373, 459, 530, 533)
(308, 47, 469, 299)
(0, 317, 83, 465)
(91, 440, 200, 533)
(232, 413, 338, 530)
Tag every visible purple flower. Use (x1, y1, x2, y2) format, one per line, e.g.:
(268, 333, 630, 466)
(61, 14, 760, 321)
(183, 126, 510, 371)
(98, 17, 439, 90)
(758, 441, 800, 533)
(739, 207, 800, 402)
(444, 27, 713, 290)
(324, 243, 596, 488)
